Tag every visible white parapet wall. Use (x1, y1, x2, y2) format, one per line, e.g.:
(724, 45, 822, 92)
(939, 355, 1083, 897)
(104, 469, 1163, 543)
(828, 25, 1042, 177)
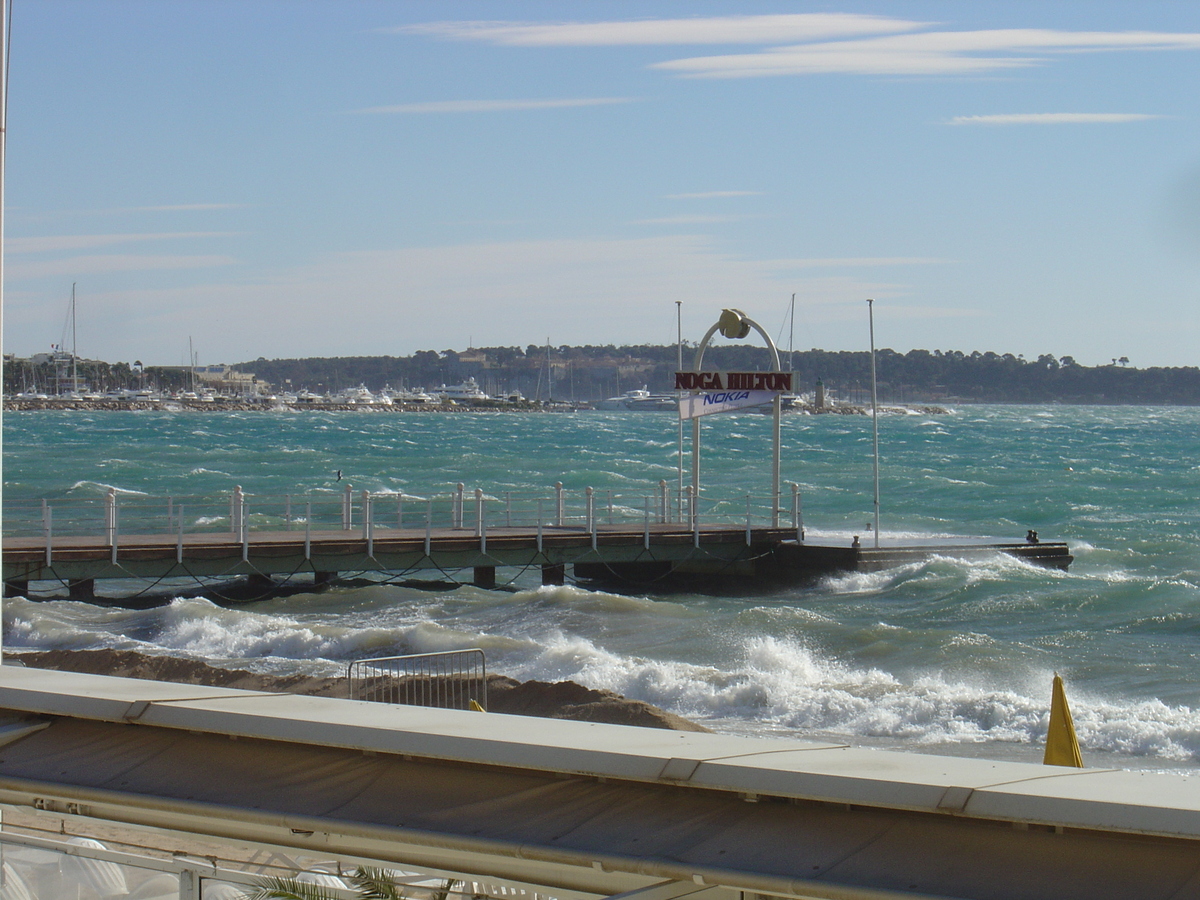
(0, 666, 1198, 900)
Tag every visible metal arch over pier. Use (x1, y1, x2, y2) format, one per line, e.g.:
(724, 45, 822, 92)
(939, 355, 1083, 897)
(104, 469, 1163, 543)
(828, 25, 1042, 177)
(1, 483, 1071, 599)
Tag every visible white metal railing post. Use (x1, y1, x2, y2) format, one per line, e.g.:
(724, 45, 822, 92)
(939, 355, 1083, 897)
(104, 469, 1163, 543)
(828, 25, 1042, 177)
(745, 493, 752, 546)
(586, 486, 595, 550)
(425, 498, 433, 556)
(105, 487, 118, 545)
(537, 498, 544, 552)
(176, 504, 184, 564)
(230, 486, 242, 536)
(42, 501, 52, 566)
(342, 483, 353, 530)
(477, 488, 487, 553)
(688, 485, 699, 547)
(305, 500, 312, 559)
(452, 482, 463, 528)
(554, 482, 564, 527)
(659, 480, 667, 524)
(363, 490, 373, 557)
(643, 496, 650, 550)
(241, 496, 249, 562)
(792, 482, 804, 541)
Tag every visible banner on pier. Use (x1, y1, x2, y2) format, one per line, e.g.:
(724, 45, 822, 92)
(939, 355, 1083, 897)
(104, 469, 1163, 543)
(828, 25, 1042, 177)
(679, 389, 777, 420)
(675, 371, 793, 392)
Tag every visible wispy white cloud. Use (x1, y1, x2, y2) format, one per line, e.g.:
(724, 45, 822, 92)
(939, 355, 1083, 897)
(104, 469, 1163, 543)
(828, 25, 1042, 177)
(387, 14, 921, 46)
(654, 28, 1200, 78)
(636, 214, 747, 225)
(8, 254, 236, 280)
(770, 257, 950, 268)
(665, 190, 762, 199)
(949, 112, 1163, 125)
(129, 203, 247, 212)
(398, 15, 1200, 79)
(354, 98, 634, 114)
(7, 232, 237, 254)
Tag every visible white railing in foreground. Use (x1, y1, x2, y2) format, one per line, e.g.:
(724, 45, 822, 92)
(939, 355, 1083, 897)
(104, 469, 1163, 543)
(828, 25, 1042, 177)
(348, 649, 488, 711)
(0, 828, 557, 900)
(3, 482, 806, 547)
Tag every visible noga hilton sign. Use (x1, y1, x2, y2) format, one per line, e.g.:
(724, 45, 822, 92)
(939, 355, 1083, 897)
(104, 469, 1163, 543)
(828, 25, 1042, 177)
(674, 371, 794, 392)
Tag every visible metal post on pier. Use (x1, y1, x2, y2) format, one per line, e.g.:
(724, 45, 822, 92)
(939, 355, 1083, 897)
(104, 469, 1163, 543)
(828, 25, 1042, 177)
(42, 501, 52, 566)
(176, 505, 184, 564)
(105, 488, 118, 546)
(537, 499, 544, 552)
(659, 480, 668, 525)
(745, 494, 752, 546)
(586, 487, 596, 550)
(241, 497, 249, 562)
(476, 488, 487, 553)
(425, 499, 432, 556)
(230, 486, 242, 536)
(454, 483, 465, 529)
(342, 484, 353, 531)
(791, 482, 804, 541)
(305, 501, 312, 560)
(554, 482, 564, 527)
(643, 497, 651, 550)
(363, 491, 373, 558)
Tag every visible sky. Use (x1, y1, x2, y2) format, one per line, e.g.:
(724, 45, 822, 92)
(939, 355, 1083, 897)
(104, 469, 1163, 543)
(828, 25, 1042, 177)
(4, 1, 1200, 368)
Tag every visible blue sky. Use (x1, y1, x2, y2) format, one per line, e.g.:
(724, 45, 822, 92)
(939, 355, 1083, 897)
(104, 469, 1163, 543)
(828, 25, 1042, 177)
(6, 2, 1199, 367)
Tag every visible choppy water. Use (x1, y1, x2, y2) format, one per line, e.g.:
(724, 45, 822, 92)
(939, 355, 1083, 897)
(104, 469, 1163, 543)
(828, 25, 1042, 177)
(4, 406, 1199, 770)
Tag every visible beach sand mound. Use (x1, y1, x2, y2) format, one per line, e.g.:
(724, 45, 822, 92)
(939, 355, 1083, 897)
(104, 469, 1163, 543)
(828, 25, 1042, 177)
(13, 649, 709, 733)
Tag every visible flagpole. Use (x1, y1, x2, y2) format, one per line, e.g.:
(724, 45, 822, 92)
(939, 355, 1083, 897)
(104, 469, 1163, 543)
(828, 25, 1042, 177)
(867, 298, 880, 548)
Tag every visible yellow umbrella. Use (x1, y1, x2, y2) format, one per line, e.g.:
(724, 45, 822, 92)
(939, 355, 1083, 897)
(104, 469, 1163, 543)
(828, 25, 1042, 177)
(1044, 673, 1084, 767)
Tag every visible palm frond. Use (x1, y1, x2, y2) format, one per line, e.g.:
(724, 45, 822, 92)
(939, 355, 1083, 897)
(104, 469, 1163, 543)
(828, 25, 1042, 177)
(240, 875, 345, 900)
(350, 866, 406, 900)
(430, 878, 462, 900)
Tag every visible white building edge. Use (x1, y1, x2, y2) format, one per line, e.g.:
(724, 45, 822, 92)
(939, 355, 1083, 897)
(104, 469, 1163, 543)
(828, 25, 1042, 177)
(0, 666, 1197, 899)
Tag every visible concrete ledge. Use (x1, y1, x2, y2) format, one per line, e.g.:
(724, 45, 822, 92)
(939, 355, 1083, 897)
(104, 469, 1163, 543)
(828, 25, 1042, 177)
(1, 665, 1198, 841)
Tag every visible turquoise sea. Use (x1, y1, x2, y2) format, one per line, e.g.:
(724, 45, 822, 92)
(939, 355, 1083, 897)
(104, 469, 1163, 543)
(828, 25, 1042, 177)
(3, 405, 1199, 770)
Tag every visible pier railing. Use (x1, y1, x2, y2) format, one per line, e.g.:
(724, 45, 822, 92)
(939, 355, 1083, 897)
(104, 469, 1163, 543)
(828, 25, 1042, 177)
(2, 480, 805, 545)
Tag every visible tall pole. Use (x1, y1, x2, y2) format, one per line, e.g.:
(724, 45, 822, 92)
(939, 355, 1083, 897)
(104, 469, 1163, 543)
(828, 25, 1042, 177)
(676, 301, 683, 522)
(867, 298, 880, 548)
(1, 0, 10, 663)
(71, 283, 78, 393)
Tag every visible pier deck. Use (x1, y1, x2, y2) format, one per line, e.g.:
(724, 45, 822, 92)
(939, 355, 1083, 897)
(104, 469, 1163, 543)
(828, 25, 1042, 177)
(2, 522, 1072, 600)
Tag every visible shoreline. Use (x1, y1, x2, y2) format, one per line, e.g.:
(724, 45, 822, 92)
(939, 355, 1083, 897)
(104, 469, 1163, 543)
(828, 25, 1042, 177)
(1, 398, 949, 415)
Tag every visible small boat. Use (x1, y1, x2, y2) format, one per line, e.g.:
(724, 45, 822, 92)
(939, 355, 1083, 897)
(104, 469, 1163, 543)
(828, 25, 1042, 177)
(434, 377, 488, 403)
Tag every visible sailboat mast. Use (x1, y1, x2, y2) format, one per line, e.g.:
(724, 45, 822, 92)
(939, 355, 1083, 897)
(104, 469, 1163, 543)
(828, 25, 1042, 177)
(71, 283, 78, 393)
